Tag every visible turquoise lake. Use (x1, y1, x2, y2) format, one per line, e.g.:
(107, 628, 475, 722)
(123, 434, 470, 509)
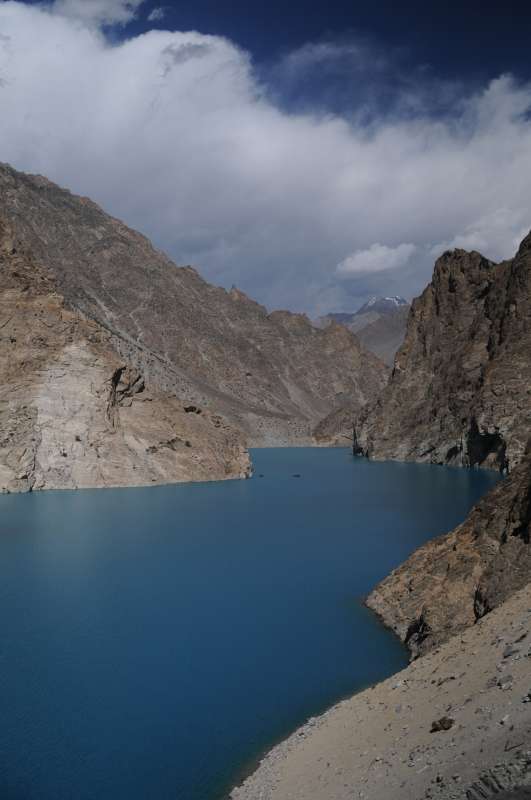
(0, 448, 499, 799)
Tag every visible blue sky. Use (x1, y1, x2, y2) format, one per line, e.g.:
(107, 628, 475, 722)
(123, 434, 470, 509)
(101, 0, 531, 82)
(1, 0, 531, 313)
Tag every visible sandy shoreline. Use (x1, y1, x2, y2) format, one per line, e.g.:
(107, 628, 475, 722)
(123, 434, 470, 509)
(230, 585, 531, 800)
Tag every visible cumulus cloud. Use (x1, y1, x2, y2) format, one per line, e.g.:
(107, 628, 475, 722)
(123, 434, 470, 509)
(147, 7, 165, 23)
(50, 0, 144, 26)
(0, 1, 530, 313)
(337, 243, 416, 277)
(430, 208, 531, 262)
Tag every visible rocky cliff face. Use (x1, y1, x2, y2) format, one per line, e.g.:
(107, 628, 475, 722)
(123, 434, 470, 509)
(367, 450, 531, 658)
(0, 163, 388, 448)
(0, 220, 250, 492)
(354, 236, 531, 471)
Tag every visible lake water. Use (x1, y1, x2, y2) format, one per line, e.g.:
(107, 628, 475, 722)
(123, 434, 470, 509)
(0, 448, 498, 800)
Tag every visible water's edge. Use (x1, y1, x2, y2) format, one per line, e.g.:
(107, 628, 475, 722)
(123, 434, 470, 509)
(222, 462, 502, 800)
(0, 448, 499, 800)
(221, 597, 401, 799)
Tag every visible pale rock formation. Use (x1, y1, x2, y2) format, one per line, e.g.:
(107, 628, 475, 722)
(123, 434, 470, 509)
(0, 224, 250, 492)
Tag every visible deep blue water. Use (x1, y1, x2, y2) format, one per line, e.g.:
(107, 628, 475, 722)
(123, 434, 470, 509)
(0, 448, 499, 800)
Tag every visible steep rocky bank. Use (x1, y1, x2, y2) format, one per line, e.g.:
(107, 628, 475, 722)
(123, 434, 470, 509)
(367, 451, 531, 658)
(0, 221, 250, 492)
(354, 235, 531, 471)
(0, 163, 387, 449)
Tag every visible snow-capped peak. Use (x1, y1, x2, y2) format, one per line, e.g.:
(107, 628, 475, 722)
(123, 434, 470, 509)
(355, 296, 409, 315)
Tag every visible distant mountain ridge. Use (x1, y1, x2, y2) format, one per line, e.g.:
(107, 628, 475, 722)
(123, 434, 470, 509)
(316, 295, 410, 366)
(354, 295, 409, 315)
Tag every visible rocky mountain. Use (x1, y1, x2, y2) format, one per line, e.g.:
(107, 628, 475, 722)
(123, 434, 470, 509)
(359, 234, 531, 658)
(348, 295, 409, 324)
(367, 448, 531, 658)
(0, 163, 388, 490)
(0, 219, 251, 492)
(354, 236, 531, 472)
(317, 296, 410, 365)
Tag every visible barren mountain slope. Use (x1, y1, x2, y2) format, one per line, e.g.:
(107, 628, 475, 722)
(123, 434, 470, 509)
(0, 221, 250, 492)
(354, 235, 531, 471)
(0, 163, 388, 445)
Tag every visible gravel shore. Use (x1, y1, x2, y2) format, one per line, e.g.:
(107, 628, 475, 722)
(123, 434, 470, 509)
(230, 584, 531, 800)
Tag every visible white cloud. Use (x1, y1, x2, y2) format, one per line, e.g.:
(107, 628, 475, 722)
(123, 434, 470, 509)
(50, 0, 144, 26)
(337, 243, 416, 277)
(147, 7, 165, 23)
(0, 2, 530, 313)
(430, 208, 530, 262)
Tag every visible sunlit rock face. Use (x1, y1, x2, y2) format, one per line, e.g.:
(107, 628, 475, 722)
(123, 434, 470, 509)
(0, 223, 251, 492)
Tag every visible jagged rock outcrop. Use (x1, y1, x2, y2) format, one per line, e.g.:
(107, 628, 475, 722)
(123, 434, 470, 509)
(354, 236, 531, 471)
(0, 163, 388, 447)
(366, 449, 531, 657)
(0, 221, 250, 492)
